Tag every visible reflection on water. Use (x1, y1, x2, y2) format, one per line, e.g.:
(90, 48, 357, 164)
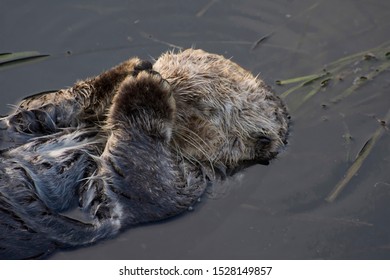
(1, 0, 389, 259)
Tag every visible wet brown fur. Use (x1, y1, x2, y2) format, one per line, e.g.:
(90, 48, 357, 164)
(0, 49, 289, 259)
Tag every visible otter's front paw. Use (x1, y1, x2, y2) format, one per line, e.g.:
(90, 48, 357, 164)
(107, 69, 175, 139)
(111, 69, 173, 117)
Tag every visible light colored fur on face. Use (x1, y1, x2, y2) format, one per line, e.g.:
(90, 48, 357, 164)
(154, 49, 289, 168)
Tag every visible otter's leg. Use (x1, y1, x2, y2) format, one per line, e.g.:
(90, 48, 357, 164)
(0, 58, 152, 149)
(81, 71, 207, 229)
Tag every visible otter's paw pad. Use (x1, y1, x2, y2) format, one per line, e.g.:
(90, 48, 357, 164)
(110, 70, 174, 122)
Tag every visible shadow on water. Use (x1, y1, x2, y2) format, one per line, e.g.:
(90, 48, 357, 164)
(1, 0, 389, 259)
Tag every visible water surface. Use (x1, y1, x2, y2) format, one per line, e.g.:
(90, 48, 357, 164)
(1, 0, 389, 259)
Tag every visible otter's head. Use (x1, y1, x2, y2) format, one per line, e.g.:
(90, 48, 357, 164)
(154, 48, 289, 171)
(228, 87, 290, 168)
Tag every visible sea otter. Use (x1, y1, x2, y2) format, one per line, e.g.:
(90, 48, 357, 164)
(0, 49, 289, 259)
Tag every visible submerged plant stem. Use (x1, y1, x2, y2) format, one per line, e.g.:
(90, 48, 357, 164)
(326, 109, 390, 202)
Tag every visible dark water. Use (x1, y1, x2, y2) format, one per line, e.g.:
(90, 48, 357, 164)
(1, 0, 389, 259)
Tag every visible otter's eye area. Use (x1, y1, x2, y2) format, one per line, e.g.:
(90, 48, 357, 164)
(250, 132, 272, 147)
(257, 135, 271, 145)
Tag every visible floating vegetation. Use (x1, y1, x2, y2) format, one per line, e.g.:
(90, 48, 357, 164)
(0, 51, 49, 69)
(276, 41, 390, 202)
(276, 40, 390, 111)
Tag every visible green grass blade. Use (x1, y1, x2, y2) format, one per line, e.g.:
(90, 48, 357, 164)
(276, 73, 321, 85)
(301, 86, 321, 103)
(280, 83, 305, 98)
(0, 51, 49, 67)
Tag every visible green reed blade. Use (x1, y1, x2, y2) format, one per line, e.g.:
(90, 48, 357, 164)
(0, 51, 49, 67)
